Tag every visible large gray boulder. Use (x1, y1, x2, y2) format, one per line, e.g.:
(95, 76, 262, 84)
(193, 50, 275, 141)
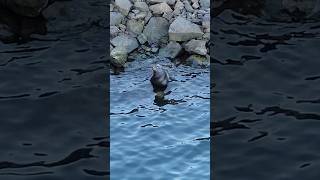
(183, 39, 207, 55)
(168, 17, 203, 41)
(159, 41, 182, 58)
(111, 35, 139, 53)
(0, 0, 48, 17)
(143, 17, 169, 44)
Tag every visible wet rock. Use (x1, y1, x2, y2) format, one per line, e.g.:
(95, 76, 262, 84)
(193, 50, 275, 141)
(150, 2, 173, 15)
(143, 17, 169, 44)
(115, 0, 132, 16)
(159, 41, 182, 58)
(111, 46, 128, 68)
(111, 35, 139, 53)
(110, 11, 124, 26)
(183, 39, 207, 55)
(185, 54, 209, 67)
(127, 19, 144, 36)
(168, 17, 203, 41)
(0, 0, 49, 17)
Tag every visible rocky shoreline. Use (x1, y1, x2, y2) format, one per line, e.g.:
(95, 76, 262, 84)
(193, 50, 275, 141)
(110, 0, 210, 68)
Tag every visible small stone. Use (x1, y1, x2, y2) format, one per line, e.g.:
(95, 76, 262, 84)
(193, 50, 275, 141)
(111, 35, 139, 53)
(159, 41, 182, 58)
(118, 24, 126, 32)
(183, 39, 207, 55)
(142, 45, 151, 51)
(150, 2, 173, 15)
(151, 47, 159, 53)
(132, 9, 140, 14)
(115, 0, 132, 15)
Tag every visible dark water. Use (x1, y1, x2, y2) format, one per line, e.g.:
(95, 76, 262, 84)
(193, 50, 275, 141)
(0, 0, 108, 179)
(110, 57, 210, 179)
(212, 6, 320, 180)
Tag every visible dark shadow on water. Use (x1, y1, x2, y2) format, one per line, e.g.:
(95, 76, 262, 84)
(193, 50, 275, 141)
(0, 7, 47, 44)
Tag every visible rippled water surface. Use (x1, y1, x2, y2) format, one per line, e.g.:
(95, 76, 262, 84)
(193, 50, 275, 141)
(0, 0, 108, 179)
(213, 8, 320, 180)
(110, 57, 210, 179)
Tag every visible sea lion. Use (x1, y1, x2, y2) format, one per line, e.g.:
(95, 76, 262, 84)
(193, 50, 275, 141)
(150, 64, 169, 93)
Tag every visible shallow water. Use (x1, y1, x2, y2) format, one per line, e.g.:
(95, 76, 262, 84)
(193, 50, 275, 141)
(212, 9, 320, 180)
(110, 57, 210, 179)
(0, 0, 108, 179)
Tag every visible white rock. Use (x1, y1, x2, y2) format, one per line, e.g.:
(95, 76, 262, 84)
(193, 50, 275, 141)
(169, 16, 203, 41)
(115, 0, 132, 15)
